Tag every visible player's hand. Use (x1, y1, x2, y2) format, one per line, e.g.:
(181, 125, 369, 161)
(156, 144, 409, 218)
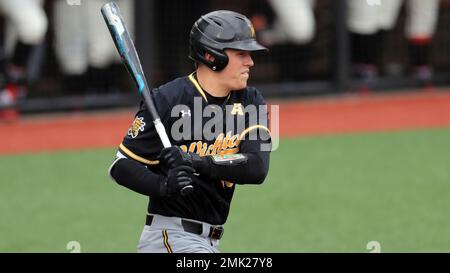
(189, 152, 211, 177)
(159, 146, 210, 177)
(159, 146, 193, 168)
(160, 165, 196, 197)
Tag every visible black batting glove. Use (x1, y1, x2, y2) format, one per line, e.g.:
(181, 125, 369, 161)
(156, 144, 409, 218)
(189, 152, 211, 178)
(159, 146, 193, 168)
(159, 146, 211, 177)
(160, 165, 196, 197)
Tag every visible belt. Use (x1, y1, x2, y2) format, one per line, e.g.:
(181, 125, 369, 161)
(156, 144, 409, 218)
(146, 214, 224, 240)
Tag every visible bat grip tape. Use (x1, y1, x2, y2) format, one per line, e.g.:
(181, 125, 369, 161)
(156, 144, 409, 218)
(154, 119, 172, 148)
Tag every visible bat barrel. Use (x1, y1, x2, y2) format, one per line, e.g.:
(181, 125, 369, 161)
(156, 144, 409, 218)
(102, 2, 194, 194)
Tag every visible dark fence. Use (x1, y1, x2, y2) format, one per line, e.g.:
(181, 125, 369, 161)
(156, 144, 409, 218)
(1, 0, 450, 113)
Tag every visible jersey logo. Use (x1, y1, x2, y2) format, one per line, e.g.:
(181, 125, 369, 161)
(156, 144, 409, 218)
(248, 21, 256, 38)
(128, 116, 146, 138)
(180, 131, 240, 157)
(230, 103, 244, 116)
(180, 110, 191, 117)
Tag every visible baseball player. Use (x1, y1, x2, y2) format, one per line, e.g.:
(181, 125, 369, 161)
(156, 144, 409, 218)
(53, 0, 134, 92)
(259, 0, 316, 46)
(108, 10, 271, 253)
(0, 0, 47, 120)
(347, 0, 440, 81)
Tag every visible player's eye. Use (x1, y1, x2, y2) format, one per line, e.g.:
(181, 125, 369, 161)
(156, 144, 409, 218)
(237, 52, 250, 59)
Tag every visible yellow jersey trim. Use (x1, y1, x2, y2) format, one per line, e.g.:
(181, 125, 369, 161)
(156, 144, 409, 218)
(119, 143, 159, 165)
(188, 73, 208, 102)
(162, 229, 173, 253)
(239, 125, 271, 140)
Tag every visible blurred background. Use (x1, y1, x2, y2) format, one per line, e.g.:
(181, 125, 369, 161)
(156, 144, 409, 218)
(0, 0, 450, 253)
(0, 0, 449, 115)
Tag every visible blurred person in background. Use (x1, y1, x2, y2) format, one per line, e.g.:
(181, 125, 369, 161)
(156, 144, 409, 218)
(348, 0, 440, 84)
(249, 0, 316, 81)
(0, 0, 48, 121)
(53, 0, 134, 95)
(254, 0, 315, 47)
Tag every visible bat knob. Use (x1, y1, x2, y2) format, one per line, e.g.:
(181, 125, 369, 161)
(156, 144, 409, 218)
(180, 185, 194, 196)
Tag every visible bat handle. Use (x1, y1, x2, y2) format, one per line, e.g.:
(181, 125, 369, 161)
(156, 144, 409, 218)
(154, 119, 195, 195)
(153, 119, 172, 148)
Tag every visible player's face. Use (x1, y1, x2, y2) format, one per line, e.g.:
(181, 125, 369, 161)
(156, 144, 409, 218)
(221, 49, 254, 90)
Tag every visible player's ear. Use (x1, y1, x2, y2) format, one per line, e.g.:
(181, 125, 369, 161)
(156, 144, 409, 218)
(205, 52, 215, 62)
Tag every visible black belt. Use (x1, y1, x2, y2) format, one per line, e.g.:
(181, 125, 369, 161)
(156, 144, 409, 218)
(146, 215, 224, 240)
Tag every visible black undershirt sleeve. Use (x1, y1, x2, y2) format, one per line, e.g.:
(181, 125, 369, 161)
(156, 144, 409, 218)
(208, 151, 269, 185)
(110, 158, 165, 197)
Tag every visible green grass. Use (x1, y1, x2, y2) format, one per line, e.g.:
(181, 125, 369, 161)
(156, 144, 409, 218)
(0, 149, 148, 253)
(1, 128, 450, 252)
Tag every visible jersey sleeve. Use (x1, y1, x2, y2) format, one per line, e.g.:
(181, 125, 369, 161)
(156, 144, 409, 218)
(118, 88, 171, 165)
(239, 88, 272, 153)
(202, 88, 271, 185)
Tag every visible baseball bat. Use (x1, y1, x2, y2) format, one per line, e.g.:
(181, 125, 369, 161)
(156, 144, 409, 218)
(101, 2, 193, 195)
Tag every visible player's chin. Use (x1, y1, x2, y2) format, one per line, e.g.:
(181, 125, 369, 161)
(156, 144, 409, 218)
(233, 81, 248, 90)
(234, 77, 249, 90)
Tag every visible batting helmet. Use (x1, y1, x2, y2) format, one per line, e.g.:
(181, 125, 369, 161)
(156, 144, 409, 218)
(189, 10, 268, 71)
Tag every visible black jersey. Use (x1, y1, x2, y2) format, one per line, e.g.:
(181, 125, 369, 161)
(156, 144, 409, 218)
(117, 73, 270, 225)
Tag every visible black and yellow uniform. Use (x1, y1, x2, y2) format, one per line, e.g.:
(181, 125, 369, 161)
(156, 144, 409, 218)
(110, 72, 271, 225)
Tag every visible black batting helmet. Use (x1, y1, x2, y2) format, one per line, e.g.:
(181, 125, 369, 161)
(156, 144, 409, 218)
(189, 10, 268, 71)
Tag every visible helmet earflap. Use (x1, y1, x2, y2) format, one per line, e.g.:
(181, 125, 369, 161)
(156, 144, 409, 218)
(190, 43, 229, 71)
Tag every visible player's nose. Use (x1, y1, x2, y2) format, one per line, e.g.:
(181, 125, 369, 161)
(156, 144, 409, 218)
(244, 54, 254, 67)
